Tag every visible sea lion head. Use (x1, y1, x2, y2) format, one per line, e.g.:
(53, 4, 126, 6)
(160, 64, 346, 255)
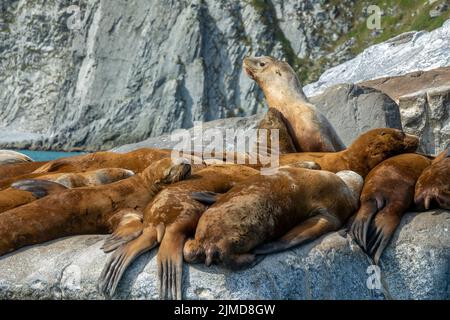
(143, 157, 191, 185)
(351, 128, 419, 169)
(243, 56, 306, 103)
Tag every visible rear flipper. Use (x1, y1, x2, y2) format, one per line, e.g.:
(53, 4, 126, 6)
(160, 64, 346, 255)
(415, 188, 450, 211)
(11, 179, 68, 198)
(158, 229, 186, 300)
(191, 191, 221, 206)
(253, 213, 340, 255)
(102, 209, 144, 253)
(98, 226, 159, 297)
(367, 210, 401, 265)
(350, 196, 385, 251)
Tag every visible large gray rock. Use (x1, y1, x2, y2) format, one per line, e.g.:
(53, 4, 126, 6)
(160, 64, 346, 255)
(0, 210, 448, 299)
(310, 84, 402, 147)
(304, 19, 450, 96)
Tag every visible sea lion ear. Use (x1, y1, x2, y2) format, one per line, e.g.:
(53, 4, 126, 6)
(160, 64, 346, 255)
(191, 191, 221, 205)
(11, 179, 68, 198)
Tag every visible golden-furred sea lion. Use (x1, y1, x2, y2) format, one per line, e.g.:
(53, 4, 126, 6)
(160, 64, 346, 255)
(0, 168, 135, 213)
(243, 56, 345, 152)
(0, 158, 191, 256)
(97, 164, 261, 299)
(350, 153, 431, 264)
(279, 128, 419, 178)
(0, 161, 46, 181)
(184, 166, 363, 270)
(414, 146, 450, 210)
(0, 150, 33, 165)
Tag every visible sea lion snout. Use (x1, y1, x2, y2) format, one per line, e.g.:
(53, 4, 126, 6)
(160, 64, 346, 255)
(183, 239, 205, 264)
(402, 132, 419, 152)
(164, 162, 191, 183)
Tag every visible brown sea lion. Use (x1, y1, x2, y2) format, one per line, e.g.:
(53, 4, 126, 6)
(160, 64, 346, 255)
(97, 164, 261, 299)
(278, 128, 419, 178)
(0, 148, 175, 190)
(254, 107, 297, 155)
(0, 158, 191, 256)
(243, 56, 345, 152)
(0, 161, 46, 181)
(414, 146, 450, 210)
(350, 153, 431, 264)
(184, 167, 363, 270)
(0, 150, 33, 165)
(0, 168, 135, 213)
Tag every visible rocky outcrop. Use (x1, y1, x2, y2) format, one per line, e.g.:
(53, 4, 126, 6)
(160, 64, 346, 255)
(0, 210, 448, 299)
(303, 19, 450, 96)
(358, 68, 450, 154)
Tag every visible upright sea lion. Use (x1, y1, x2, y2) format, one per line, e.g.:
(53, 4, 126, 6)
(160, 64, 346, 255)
(97, 164, 261, 299)
(243, 56, 345, 152)
(415, 146, 450, 210)
(278, 128, 419, 178)
(184, 166, 363, 270)
(350, 153, 431, 264)
(0, 158, 191, 256)
(0, 150, 33, 165)
(0, 168, 135, 213)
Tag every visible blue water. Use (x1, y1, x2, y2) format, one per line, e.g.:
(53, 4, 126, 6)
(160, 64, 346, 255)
(18, 150, 85, 162)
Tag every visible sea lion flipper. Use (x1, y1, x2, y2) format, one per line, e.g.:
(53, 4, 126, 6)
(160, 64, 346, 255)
(191, 191, 221, 205)
(98, 227, 158, 297)
(157, 230, 185, 300)
(10, 179, 68, 198)
(349, 199, 378, 251)
(254, 214, 338, 255)
(102, 209, 144, 253)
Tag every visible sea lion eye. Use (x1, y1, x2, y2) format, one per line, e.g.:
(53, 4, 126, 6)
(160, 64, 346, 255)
(259, 62, 265, 67)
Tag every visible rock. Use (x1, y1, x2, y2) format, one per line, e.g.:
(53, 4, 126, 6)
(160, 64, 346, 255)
(358, 68, 450, 154)
(310, 84, 402, 147)
(303, 19, 450, 96)
(0, 210, 448, 299)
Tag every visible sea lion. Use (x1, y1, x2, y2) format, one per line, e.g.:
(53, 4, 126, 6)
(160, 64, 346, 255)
(0, 168, 135, 213)
(184, 166, 363, 270)
(0, 150, 33, 165)
(414, 146, 450, 210)
(350, 153, 431, 264)
(278, 128, 419, 178)
(0, 148, 176, 190)
(243, 56, 345, 152)
(97, 164, 261, 299)
(0, 161, 48, 180)
(254, 107, 297, 155)
(0, 158, 191, 256)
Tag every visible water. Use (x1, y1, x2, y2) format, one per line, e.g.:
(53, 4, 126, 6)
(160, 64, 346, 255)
(18, 150, 85, 162)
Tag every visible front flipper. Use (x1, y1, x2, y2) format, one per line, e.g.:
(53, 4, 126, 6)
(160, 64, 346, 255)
(158, 229, 186, 300)
(253, 213, 340, 255)
(102, 209, 144, 253)
(191, 191, 221, 206)
(11, 179, 68, 198)
(98, 226, 158, 298)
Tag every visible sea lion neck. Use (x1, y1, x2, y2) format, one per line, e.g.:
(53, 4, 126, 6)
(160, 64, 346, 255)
(262, 81, 309, 109)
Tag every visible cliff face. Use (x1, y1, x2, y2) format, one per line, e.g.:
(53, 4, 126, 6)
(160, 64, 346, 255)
(0, 0, 355, 151)
(0, 0, 449, 151)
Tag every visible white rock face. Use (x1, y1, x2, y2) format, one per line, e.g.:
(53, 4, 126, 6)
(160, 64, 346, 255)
(304, 20, 450, 96)
(0, 211, 448, 299)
